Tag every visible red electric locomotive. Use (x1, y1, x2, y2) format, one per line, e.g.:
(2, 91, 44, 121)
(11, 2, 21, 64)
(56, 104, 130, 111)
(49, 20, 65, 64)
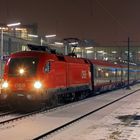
(1, 45, 91, 107)
(0, 44, 138, 108)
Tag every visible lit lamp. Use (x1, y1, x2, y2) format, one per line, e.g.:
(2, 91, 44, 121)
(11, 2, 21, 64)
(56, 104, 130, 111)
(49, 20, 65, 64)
(7, 22, 21, 36)
(27, 34, 41, 45)
(28, 34, 56, 46)
(28, 34, 38, 38)
(45, 34, 56, 38)
(45, 34, 56, 44)
(7, 22, 21, 27)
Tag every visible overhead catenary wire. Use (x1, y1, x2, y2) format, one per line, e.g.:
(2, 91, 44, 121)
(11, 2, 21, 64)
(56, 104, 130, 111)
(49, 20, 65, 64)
(95, 0, 131, 37)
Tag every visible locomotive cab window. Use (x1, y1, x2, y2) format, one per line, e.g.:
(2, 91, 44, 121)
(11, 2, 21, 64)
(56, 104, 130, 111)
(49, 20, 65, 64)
(8, 57, 38, 77)
(44, 61, 51, 73)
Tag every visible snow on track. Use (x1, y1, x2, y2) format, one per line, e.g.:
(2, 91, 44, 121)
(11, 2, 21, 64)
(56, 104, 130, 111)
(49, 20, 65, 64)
(0, 85, 140, 140)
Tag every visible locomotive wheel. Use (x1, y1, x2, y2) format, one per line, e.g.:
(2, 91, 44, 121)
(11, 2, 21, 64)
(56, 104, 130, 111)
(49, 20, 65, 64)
(62, 92, 76, 103)
(46, 94, 58, 107)
(69, 92, 76, 101)
(75, 90, 90, 101)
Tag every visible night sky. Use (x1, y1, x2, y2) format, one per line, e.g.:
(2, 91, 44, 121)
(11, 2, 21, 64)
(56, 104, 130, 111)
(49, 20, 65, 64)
(0, 0, 140, 41)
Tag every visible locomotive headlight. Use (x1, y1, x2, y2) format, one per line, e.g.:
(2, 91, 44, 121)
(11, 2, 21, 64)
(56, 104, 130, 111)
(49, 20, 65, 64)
(19, 68, 25, 75)
(34, 81, 42, 89)
(2, 81, 9, 89)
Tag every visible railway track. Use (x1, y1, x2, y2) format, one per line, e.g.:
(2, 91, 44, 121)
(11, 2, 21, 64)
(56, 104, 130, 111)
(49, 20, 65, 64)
(0, 107, 48, 126)
(0, 86, 139, 139)
(0, 97, 92, 126)
(32, 88, 140, 140)
(0, 90, 107, 126)
(0, 104, 11, 110)
(0, 110, 15, 117)
(0, 101, 81, 126)
(0, 83, 138, 127)
(0, 92, 111, 126)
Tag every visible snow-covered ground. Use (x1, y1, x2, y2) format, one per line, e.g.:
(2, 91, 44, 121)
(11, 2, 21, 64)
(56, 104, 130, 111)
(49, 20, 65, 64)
(48, 85, 140, 140)
(0, 85, 139, 140)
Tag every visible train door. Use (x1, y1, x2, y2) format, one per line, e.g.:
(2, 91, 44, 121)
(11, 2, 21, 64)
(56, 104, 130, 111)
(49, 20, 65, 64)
(54, 56, 67, 93)
(90, 63, 94, 92)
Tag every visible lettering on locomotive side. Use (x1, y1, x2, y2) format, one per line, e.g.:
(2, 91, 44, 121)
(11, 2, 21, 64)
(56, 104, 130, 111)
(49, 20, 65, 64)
(81, 70, 87, 79)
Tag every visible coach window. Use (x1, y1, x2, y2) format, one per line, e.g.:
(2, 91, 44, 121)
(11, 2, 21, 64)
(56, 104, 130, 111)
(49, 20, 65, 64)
(44, 61, 51, 73)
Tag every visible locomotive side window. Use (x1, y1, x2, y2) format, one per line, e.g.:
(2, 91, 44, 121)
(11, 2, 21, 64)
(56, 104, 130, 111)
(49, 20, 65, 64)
(44, 61, 51, 73)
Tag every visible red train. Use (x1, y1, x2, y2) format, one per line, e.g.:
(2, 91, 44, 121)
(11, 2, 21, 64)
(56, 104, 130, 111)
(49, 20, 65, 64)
(0, 45, 139, 107)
